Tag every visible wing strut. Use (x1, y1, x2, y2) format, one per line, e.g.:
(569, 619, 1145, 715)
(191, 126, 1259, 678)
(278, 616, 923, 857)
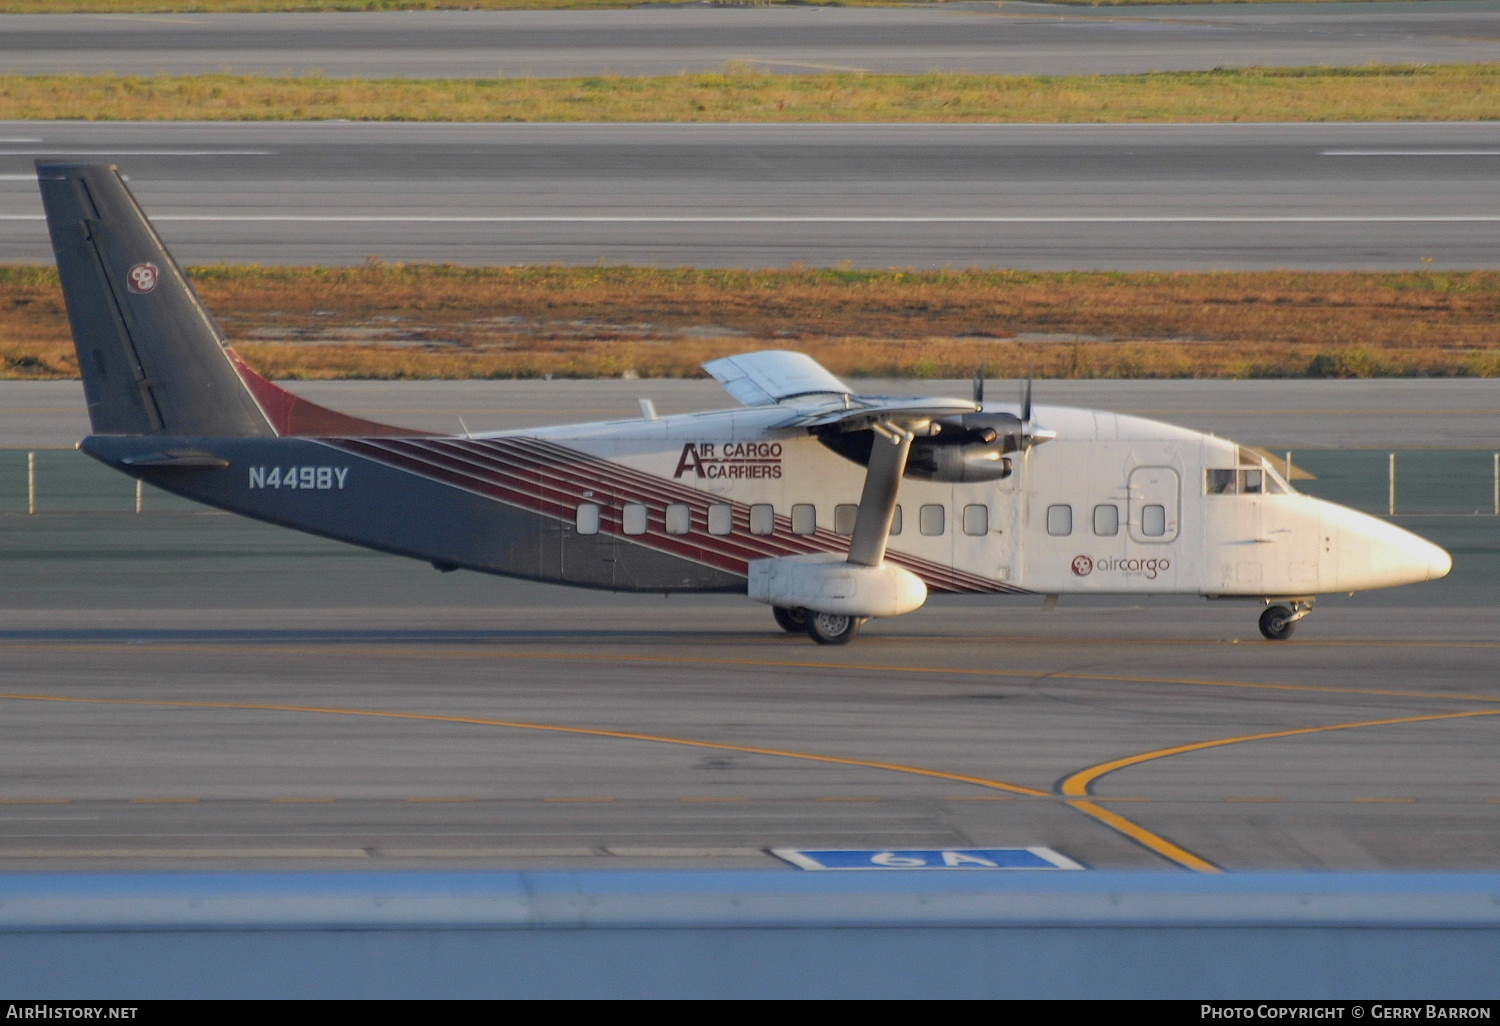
(847, 420, 916, 568)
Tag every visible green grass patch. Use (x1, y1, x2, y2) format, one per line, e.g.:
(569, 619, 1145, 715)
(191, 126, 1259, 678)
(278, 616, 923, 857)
(1, 64, 1497, 122)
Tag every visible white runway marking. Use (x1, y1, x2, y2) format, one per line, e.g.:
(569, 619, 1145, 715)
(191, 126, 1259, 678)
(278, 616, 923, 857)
(2, 214, 1498, 224)
(0, 149, 275, 157)
(1323, 150, 1500, 157)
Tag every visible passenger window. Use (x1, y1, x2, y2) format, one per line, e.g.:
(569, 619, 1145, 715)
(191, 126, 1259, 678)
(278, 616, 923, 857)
(890, 505, 903, 536)
(1142, 504, 1167, 537)
(1046, 504, 1072, 537)
(962, 504, 988, 536)
(749, 503, 775, 536)
(834, 503, 859, 536)
(919, 504, 945, 536)
(791, 504, 817, 535)
(665, 503, 691, 536)
(576, 503, 600, 536)
(707, 504, 733, 536)
(1206, 469, 1237, 495)
(622, 503, 648, 536)
(1093, 504, 1119, 537)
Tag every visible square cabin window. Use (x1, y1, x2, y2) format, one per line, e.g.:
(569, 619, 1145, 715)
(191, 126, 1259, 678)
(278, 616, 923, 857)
(707, 504, 734, 536)
(1046, 504, 1073, 537)
(919, 504, 946, 537)
(622, 503, 648, 536)
(575, 503, 600, 536)
(834, 503, 859, 536)
(1141, 503, 1167, 537)
(890, 505, 903, 536)
(1093, 504, 1119, 537)
(791, 503, 817, 536)
(962, 504, 989, 536)
(664, 503, 691, 536)
(749, 503, 775, 536)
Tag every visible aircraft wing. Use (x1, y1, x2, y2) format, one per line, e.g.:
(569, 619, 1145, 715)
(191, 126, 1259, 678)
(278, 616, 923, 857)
(703, 351, 852, 406)
(704, 350, 978, 428)
(774, 395, 980, 430)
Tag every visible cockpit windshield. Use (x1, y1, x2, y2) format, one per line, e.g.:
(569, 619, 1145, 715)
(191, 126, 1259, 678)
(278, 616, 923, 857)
(1206, 448, 1295, 496)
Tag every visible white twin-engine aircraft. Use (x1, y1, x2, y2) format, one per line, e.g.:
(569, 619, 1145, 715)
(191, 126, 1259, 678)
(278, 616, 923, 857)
(39, 162, 1452, 645)
(544, 350, 1451, 643)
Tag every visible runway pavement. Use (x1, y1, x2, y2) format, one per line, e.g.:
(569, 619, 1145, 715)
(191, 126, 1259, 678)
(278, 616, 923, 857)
(4, 121, 1499, 269)
(7, 378, 1500, 450)
(1, 379, 1497, 872)
(2, 2, 1497, 79)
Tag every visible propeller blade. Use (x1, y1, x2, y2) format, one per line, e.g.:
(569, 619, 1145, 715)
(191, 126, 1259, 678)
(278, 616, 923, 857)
(1022, 374, 1033, 424)
(972, 365, 985, 405)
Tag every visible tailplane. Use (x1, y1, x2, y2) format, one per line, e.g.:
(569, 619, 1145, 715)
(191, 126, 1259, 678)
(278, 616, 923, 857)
(37, 162, 275, 437)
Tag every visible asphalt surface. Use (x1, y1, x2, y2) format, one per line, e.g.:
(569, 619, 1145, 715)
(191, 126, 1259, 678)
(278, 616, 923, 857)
(7, 378, 1500, 450)
(1, 379, 1497, 872)
(4, 121, 1500, 269)
(2, 2, 1497, 78)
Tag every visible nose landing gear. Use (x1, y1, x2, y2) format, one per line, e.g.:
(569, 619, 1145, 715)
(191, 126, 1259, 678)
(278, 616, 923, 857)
(1259, 600, 1313, 641)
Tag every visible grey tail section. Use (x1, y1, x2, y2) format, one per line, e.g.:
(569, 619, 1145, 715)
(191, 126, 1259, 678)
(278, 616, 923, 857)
(36, 162, 275, 437)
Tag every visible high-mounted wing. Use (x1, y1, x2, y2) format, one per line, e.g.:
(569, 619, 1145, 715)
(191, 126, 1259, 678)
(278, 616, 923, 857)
(703, 351, 852, 406)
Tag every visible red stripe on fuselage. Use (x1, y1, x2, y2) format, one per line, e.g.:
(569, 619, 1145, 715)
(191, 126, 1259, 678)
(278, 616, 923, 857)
(323, 435, 1023, 594)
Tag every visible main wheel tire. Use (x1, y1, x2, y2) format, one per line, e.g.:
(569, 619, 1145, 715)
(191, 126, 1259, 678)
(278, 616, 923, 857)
(1259, 605, 1297, 641)
(772, 606, 807, 633)
(805, 611, 861, 646)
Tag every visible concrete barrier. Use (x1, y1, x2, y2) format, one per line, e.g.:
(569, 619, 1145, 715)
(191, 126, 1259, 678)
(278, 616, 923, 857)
(1, 870, 1498, 998)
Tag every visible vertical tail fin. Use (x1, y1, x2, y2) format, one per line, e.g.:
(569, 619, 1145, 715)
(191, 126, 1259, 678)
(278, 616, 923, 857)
(36, 162, 275, 437)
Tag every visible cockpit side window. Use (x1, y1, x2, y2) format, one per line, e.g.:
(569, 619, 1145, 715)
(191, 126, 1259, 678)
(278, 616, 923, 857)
(1206, 469, 1237, 495)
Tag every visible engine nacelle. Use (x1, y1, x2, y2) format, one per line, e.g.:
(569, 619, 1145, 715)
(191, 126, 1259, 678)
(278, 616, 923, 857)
(747, 553, 928, 618)
(817, 411, 1020, 482)
(907, 442, 1013, 483)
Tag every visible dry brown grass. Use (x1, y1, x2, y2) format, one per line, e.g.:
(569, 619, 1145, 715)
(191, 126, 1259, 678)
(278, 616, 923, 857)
(4, 263, 1500, 381)
(3, 64, 1497, 123)
(0, 0, 1417, 10)
(0, 1, 702, 11)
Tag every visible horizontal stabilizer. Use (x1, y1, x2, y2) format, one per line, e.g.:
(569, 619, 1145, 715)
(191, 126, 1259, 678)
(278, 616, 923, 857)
(119, 449, 230, 469)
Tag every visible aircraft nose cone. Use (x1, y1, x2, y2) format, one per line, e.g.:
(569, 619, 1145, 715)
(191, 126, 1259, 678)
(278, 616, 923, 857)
(1328, 507, 1452, 591)
(1423, 539, 1453, 582)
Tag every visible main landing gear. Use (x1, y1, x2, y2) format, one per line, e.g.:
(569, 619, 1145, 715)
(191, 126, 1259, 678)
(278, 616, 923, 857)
(1259, 600, 1313, 641)
(772, 606, 866, 646)
(772, 606, 807, 633)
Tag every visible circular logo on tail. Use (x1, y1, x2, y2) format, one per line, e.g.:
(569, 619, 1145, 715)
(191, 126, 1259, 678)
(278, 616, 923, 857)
(127, 262, 159, 294)
(1071, 555, 1094, 577)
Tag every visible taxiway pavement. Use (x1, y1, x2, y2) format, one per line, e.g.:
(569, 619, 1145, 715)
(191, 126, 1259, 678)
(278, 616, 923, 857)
(2, 2, 1497, 79)
(0, 380, 1496, 873)
(3, 122, 1499, 269)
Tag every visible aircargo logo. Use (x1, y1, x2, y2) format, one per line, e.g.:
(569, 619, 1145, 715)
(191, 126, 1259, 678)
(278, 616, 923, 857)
(673, 442, 782, 480)
(1074, 554, 1171, 580)
(126, 262, 158, 294)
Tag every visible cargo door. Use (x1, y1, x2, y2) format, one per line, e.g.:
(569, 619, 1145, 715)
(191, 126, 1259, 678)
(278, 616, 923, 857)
(1128, 466, 1180, 544)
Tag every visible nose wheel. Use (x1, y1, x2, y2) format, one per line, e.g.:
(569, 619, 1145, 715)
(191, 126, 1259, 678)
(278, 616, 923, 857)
(1259, 601, 1312, 641)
